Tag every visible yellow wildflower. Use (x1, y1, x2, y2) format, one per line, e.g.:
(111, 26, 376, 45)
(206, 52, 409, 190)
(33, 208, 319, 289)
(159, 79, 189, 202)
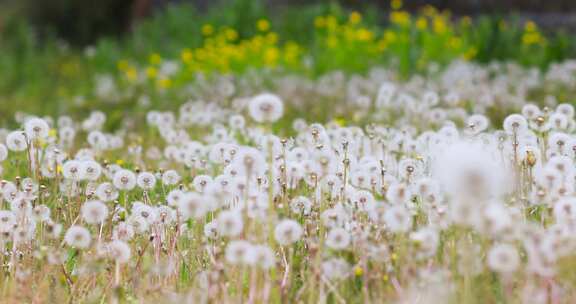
(326, 15, 338, 31)
(314, 16, 326, 28)
(117, 60, 129, 71)
(125, 67, 138, 82)
(525, 21, 537, 32)
(449, 37, 462, 49)
(149, 53, 162, 65)
(391, 0, 402, 10)
(349, 11, 362, 25)
(257, 19, 270, 32)
(201, 24, 214, 36)
(48, 129, 57, 138)
(433, 17, 447, 34)
(356, 28, 373, 41)
(225, 28, 238, 41)
(390, 11, 410, 27)
(264, 47, 279, 66)
(416, 17, 428, 30)
(181, 49, 193, 63)
(156, 78, 172, 89)
(145, 67, 157, 79)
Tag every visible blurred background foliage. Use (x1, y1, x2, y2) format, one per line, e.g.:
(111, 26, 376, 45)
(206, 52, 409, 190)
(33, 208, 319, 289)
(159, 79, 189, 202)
(1, 0, 576, 121)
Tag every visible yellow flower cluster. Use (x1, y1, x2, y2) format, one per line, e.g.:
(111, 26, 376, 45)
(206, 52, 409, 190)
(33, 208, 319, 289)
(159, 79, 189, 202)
(522, 21, 545, 46)
(314, 13, 381, 54)
(314, 7, 474, 73)
(180, 19, 301, 73)
(112, 6, 550, 88)
(117, 19, 303, 89)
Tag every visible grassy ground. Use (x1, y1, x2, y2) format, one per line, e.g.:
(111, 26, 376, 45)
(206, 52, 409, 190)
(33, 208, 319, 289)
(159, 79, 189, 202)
(0, 1, 576, 303)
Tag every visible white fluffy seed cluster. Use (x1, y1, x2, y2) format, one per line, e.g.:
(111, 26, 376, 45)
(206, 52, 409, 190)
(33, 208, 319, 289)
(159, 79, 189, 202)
(2, 61, 576, 301)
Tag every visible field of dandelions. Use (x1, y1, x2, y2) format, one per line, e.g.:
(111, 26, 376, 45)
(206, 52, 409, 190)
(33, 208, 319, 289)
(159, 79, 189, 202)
(3, 1, 576, 303)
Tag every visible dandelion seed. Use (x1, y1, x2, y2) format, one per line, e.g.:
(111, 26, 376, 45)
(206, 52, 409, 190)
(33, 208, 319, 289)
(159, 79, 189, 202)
(503, 114, 528, 135)
(249, 245, 275, 269)
(384, 205, 412, 233)
(248, 93, 284, 123)
(274, 219, 303, 246)
(128, 215, 149, 234)
(95, 182, 119, 202)
(225, 240, 252, 265)
(32, 204, 51, 222)
(203, 220, 219, 240)
(290, 196, 312, 215)
(0, 210, 16, 230)
(0, 144, 8, 162)
(24, 117, 50, 140)
(161, 170, 180, 185)
(322, 258, 350, 280)
(6, 131, 28, 152)
(137, 172, 156, 190)
(81, 200, 109, 225)
(64, 226, 91, 249)
(45, 220, 63, 238)
(326, 227, 351, 250)
(217, 210, 244, 237)
(81, 160, 102, 181)
(487, 243, 520, 273)
(106, 240, 131, 263)
(132, 203, 157, 225)
(113, 169, 137, 190)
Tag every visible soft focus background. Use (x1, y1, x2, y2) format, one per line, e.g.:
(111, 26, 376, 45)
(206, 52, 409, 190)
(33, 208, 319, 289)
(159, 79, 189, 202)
(2, 3, 576, 303)
(1, 0, 576, 122)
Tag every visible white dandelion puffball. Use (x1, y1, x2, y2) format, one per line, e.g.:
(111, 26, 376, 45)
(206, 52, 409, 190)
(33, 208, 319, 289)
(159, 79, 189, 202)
(6, 131, 27, 152)
(217, 210, 244, 237)
(248, 93, 284, 123)
(24, 117, 50, 140)
(384, 205, 413, 233)
(62, 160, 82, 180)
(0, 144, 8, 162)
(96, 182, 119, 202)
(225, 240, 252, 265)
(0, 210, 16, 230)
(325, 227, 351, 250)
(433, 140, 505, 200)
(249, 245, 276, 269)
(81, 160, 102, 181)
(177, 192, 207, 219)
(274, 219, 303, 246)
(487, 243, 520, 273)
(503, 114, 528, 135)
(107, 240, 131, 263)
(203, 220, 219, 240)
(132, 203, 158, 225)
(64, 226, 92, 249)
(81, 200, 109, 224)
(230, 147, 266, 177)
(162, 170, 181, 185)
(113, 169, 137, 190)
(137, 172, 157, 190)
(322, 258, 350, 280)
(112, 222, 135, 241)
(290, 196, 312, 215)
(32, 205, 51, 222)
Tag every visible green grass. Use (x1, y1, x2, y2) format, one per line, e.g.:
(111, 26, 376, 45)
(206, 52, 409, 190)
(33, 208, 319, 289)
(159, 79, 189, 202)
(0, 0, 575, 123)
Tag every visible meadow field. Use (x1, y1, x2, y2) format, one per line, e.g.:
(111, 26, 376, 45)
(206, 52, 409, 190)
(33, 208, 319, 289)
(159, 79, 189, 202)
(1, 0, 576, 303)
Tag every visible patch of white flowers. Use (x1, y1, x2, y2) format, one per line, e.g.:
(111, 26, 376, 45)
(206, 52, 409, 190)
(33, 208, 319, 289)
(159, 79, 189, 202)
(2, 61, 576, 302)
